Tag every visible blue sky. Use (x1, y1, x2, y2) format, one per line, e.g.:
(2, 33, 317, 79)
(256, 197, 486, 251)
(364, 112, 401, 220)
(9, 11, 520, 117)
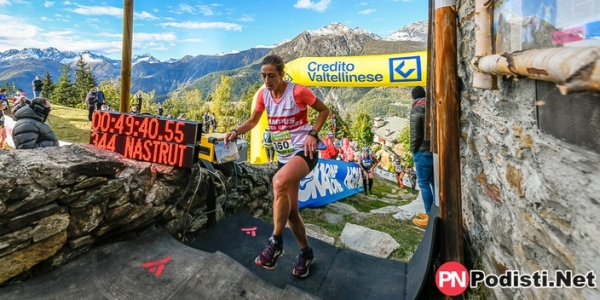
(0, 0, 428, 61)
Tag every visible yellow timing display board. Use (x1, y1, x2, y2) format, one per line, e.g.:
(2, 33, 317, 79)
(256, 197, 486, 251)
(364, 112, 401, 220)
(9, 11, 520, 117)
(283, 51, 427, 87)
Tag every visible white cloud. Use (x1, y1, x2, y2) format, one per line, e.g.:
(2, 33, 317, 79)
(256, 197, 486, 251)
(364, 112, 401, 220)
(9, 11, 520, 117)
(181, 38, 203, 43)
(0, 0, 11, 6)
(168, 3, 219, 16)
(0, 14, 39, 45)
(71, 5, 158, 20)
(44, 1, 54, 7)
(134, 32, 177, 42)
(0, 14, 123, 55)
(160, 21, 241, 31)
(134, 11, 158, 20)
(293, 0, 331, 13)
(72, 5, 122, 17)
(238, 14, 254, 22)
(196, 4, 216, 16)
(358, 9, 375, 15)
(176, 3, 194, 14)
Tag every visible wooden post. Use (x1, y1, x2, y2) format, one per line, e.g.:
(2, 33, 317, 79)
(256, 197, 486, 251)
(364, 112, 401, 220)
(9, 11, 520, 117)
(120, 0, 134, 113)
(434, 0, 463, 264)
(426, 0, 437, 153)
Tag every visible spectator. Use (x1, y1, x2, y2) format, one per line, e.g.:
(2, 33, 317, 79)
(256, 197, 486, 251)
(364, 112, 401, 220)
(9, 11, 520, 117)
(211, 112, 217, 132)
(392, 157, 405, 188)
(85, 88, 100, 122)
(339, 137, 355, 162)
(11, 97, 30, 115)
(407, 166, 417, 194)
(319, 132, 338, 159)
(157, 104, 164, 117)
(0, 88, 8, 105)
(12, 89, 26, 105)
(203, 110, 211, 132)
(409, 86, 435, 229)
(134, 92, 143, 113)
(32, 75, 44, 98)
(130, 104, 139, 115)
(262, 127, 275, 163)
(12, 97, 59, 149)
(358, 147, 379, 195)
(0, 88, 9, 115)
(0, 101, 6, 149)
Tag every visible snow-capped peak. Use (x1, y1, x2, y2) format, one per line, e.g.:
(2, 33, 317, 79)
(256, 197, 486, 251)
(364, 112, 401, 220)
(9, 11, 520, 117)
(132, 53, 161, 64)
(384, 21, 428, 43)
(307, 22, 382, 39)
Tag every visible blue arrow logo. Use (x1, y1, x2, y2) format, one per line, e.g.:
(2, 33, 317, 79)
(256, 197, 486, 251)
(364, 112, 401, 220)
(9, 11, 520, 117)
(389, 56, 422, 82)
(394, 61, 415, 78)
(284, 73, 294, 82)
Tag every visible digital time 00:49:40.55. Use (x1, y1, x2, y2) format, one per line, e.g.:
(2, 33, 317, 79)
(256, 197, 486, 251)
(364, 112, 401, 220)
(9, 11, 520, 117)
(91, 111, 185, 143)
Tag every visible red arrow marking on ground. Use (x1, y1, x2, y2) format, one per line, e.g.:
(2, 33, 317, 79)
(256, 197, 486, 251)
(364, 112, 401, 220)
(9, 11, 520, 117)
(142, 256, 172, 277)
(241, 227, 257, 237)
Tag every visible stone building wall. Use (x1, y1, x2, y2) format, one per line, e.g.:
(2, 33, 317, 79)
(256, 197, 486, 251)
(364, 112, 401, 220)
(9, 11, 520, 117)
(0, 144, 276, 284)
(457, 1, 600, 299)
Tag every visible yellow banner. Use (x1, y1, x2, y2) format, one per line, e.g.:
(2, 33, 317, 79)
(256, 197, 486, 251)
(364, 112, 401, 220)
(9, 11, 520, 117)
(284, 51, 427, 87)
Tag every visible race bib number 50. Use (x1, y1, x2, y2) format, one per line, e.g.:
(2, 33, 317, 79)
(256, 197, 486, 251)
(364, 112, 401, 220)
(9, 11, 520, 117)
(271, 130, 294, 154)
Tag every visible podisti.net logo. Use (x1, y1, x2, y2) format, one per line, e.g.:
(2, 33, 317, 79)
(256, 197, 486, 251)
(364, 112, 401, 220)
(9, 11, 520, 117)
(435, 261, 597, 296)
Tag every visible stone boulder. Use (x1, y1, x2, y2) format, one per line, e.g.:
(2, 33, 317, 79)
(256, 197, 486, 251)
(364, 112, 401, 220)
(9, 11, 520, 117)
(340, 223, 400, 258)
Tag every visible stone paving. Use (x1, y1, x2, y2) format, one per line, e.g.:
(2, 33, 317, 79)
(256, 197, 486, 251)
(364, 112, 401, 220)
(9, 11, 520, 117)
(305, 187, 428, 259)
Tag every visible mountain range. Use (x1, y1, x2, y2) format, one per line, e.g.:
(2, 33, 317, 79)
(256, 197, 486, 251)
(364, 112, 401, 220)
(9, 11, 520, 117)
(0, 21, 427, 109)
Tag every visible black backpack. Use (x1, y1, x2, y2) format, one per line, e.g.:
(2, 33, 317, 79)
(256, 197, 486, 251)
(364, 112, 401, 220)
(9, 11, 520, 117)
(96, 91, 105, 104)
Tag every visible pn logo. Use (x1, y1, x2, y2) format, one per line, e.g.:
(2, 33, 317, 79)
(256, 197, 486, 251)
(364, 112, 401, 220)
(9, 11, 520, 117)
(435, 261, 469, 296)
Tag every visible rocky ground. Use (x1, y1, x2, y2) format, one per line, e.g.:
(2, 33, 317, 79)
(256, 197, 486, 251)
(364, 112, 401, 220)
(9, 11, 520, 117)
(264, 173, 426, 262)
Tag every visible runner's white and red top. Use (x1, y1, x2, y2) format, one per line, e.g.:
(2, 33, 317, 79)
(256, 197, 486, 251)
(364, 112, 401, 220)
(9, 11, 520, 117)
(255, 82, 316, 163)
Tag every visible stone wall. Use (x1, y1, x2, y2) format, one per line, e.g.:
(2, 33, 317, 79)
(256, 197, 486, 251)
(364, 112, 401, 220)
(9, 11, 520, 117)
(457, 2, 600, 299)
(0, 144, 276, 284)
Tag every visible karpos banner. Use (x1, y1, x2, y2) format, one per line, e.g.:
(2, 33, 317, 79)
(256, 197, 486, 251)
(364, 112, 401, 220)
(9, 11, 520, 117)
(299, 159, 363, 209)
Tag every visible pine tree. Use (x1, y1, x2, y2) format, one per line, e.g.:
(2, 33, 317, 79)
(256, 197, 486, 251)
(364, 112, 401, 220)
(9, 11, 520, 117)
(183, 89, 204, 121)
(210, 75, 235, 132)
(98, 78, 122, 110)
(236, 83, 260, 123)
(162, 91, 187, 118)
(2, 82, 16, 98)
(350, 112, 374, 147)
(53, 64, 75, 106)
(234, 83, 261, 141)
(398, 126, 414, 167)
(2, 82, 13, 96)
(42, 70, 55, 100)
(307, 102, 352, 139)
(73, 54, 97, 104)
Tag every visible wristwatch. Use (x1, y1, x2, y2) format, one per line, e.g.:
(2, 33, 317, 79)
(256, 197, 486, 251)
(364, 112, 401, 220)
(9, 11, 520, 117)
(308, 129, 318, 138)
